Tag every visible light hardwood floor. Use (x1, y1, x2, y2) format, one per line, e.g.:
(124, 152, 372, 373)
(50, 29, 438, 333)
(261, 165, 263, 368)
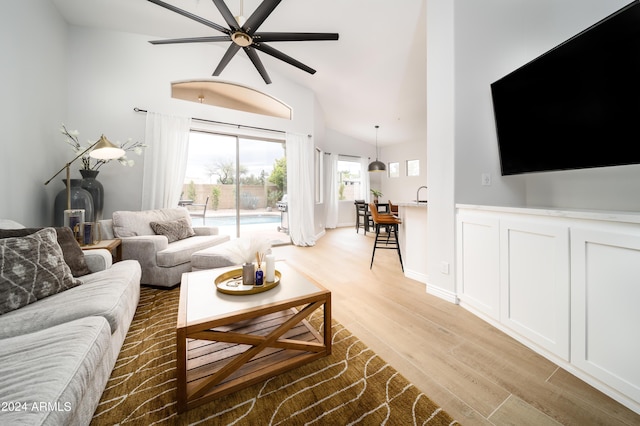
(272, 227, 640, 425)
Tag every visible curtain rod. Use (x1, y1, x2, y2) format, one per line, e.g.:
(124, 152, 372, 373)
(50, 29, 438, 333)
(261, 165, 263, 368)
(324, 152, 364, 159)
(134, 107, 283, 134)
(134, 107, 311, 137)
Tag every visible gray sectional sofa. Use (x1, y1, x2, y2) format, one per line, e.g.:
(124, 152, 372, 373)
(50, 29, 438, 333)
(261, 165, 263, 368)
(0, 220, 141, 425)
(100, 208, 230, 287)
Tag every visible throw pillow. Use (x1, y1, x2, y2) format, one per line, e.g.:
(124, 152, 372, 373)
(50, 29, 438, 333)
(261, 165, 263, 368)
(0, 227, 92, 277)
(0, 228, 82, 315)
(149, 217, 196, 243)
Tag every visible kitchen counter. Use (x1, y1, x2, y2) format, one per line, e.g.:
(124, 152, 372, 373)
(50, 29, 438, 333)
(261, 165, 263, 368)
(397, 201, 428, 208)
(397, 203, 428, 283)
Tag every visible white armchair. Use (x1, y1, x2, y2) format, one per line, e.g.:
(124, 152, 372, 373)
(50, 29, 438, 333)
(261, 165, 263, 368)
(100, 208, 230, 287)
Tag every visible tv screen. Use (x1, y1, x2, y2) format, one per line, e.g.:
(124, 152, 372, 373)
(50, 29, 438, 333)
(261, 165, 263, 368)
(490, 0, 640, 176)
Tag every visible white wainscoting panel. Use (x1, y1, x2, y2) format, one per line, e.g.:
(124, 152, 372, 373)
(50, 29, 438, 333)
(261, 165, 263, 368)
(500, 219, 570, 360)
(571, 227, 640, 407)
(456, 213, 500, 320)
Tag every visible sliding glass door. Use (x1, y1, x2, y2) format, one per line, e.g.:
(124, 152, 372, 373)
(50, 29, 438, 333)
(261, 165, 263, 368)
(183, 130, 288, 243)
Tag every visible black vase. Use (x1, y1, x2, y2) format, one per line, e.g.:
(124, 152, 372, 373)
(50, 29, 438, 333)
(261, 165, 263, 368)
(54, 179, 94, 227)
(80, 169, 104, 222)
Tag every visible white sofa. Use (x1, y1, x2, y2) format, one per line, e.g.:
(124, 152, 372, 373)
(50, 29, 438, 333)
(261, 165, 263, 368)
(100, 208, 230, 287)
(0, 220, 141, 425)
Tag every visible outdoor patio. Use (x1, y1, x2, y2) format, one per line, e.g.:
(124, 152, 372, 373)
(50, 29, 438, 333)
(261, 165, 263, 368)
(188, 208, 291, 246)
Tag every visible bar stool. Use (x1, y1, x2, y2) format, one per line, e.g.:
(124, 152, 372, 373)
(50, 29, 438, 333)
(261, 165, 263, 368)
(369, 203, 403, 271)
(388, 200, 398, 215)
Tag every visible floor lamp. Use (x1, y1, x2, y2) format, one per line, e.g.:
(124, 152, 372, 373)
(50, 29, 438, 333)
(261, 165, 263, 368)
(45, 135, 125, 235)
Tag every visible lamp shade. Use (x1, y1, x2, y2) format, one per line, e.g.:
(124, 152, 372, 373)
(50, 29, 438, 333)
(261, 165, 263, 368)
(368, 124, 386, 172)
(90, 135, 125, 160)
(368, 160, 386, 172)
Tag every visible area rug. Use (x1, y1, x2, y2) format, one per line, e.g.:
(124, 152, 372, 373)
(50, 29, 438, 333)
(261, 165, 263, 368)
(91, 286, 458, 425)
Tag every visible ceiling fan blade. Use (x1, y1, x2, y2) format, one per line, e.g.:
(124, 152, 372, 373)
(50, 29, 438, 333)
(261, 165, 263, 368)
(149, 36, 231, 45)
(244, 47, 272, 84)
(211, 0, 240, 31)
(253, 43, 316, 74)
(213, 43, 241, 76)
(255, 32, 339, 42)
(147, 0, 229, 34)
(243, 0, 282, 35)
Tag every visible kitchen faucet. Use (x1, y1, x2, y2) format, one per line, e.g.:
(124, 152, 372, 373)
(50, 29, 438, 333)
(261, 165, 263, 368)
(416, 186, 428, 202)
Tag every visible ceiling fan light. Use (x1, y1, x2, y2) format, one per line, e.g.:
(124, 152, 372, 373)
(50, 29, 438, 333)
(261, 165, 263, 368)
(232, 31, 252, 47)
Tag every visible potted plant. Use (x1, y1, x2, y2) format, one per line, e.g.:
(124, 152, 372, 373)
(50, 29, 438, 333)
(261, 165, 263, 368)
(370, 189, 382, 203)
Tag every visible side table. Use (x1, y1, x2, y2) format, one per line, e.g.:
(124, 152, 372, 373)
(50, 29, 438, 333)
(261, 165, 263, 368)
(81, 238, 122, 262)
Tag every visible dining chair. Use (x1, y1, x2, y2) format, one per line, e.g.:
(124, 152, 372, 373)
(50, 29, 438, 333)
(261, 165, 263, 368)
(354, 200, 372, 235)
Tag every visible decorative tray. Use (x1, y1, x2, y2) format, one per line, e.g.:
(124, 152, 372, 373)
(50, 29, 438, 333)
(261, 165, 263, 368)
(215, 268, 281, 295)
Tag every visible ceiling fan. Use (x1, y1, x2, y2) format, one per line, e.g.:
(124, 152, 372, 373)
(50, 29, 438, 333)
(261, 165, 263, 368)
(147, 0, 339, 84)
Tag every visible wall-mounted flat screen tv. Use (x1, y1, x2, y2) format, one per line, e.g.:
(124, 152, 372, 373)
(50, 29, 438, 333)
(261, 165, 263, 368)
(491, 0, 640, 176)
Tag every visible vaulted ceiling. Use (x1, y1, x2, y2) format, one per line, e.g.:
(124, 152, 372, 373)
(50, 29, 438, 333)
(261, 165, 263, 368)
(51, 0, 426, 147)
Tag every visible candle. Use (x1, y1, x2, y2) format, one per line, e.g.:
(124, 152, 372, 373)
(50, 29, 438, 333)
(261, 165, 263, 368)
(265, 254, 275, 282)
(83, 223, 92, 246)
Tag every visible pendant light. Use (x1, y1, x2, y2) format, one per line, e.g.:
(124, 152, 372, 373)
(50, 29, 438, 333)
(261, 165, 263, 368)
(368, 125, 386, 172)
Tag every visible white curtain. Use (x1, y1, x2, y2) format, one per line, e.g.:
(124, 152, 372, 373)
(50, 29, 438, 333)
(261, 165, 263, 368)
(286, 132, 316, 246)
(323, 152, 339, 228)
(360, 157, 372, 202)
(141, 112, 192, 210)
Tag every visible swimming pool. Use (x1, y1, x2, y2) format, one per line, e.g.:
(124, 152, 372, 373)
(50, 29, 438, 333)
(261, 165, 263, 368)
(204, 215, 281, 226)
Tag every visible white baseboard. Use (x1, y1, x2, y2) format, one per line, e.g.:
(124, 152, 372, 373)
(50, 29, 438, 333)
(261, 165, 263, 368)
(425, 283, 459, 304)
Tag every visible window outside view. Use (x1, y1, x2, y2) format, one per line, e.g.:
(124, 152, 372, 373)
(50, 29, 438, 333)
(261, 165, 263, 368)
(407, 159, 420, 177)
(337, 159, 363, 201)
(182, 131, 288, 243)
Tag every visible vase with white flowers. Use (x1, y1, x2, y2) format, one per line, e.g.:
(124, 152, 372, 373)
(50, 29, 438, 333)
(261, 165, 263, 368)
(60, 124, 147, 221)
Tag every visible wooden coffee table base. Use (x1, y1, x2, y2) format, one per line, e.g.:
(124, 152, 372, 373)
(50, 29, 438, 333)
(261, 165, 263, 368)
(176, 272, 331, 413)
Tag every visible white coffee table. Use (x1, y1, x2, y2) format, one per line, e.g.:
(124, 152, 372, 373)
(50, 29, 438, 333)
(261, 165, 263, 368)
(176, 261, 332, 413)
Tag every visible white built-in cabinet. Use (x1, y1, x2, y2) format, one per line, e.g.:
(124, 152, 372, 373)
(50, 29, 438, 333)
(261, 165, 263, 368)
(456, 205, 640, 414)
(570, 225, 640, 409)
(499, 218, 570, 361)
(456, 212, 500, 320)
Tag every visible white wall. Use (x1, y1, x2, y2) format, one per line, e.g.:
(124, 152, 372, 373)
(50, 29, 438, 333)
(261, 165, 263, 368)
(381, 141, 428, 203)
(63, 26, 317, 221)
(0, 0, 68, 226)
(425, 0, 456, 296)
(321, 128, 377, 167)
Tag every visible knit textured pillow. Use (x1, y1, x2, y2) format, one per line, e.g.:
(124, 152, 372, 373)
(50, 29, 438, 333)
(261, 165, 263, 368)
(149, 217, 195, 243)
(0, 227, 92, 277)
(0, 228, 83, 315)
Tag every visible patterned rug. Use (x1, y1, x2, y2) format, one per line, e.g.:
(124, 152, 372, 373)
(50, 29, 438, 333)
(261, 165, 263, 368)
(91, 286, 458, 425)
